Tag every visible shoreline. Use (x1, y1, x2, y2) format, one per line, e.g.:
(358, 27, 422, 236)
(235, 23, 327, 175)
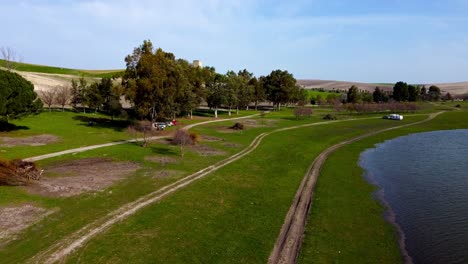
(359, 157, 414, 264)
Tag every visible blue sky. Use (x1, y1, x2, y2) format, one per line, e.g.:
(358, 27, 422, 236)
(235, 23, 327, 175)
(1, 0, 468, 83)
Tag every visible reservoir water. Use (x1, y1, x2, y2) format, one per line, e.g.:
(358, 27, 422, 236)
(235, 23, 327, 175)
(359, 130, 468, 264)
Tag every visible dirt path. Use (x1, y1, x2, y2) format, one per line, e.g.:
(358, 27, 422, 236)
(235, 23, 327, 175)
(267, 112, 443, 264)
(28, 113, 437, 263)
(24, 114, 259, 162)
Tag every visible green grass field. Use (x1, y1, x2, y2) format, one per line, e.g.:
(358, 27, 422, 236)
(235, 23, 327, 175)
(306, 89, 341, 100)
(0, 105, 466, 263)
(0, 59, 123, 78)
(60, 115, 434, 263)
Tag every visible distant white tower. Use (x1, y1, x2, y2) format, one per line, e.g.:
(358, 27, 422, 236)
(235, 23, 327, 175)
(192, 60, 202, 68)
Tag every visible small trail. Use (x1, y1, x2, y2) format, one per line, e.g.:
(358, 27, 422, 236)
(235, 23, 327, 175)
(28, 113, 435, 263)
(24, 114, 259, 162)
(267, 112, 444, 264)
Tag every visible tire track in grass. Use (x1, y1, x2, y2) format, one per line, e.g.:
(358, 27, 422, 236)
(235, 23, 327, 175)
(268, 112, 443, 264)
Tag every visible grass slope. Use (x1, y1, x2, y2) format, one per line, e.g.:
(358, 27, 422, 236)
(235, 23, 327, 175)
(62, 115, 429, 263)
(299, 110, 468, 263)
(0, 59, 123, 78)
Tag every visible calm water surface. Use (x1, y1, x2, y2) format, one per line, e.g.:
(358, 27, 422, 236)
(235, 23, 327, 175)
(360, 129, 468, 264)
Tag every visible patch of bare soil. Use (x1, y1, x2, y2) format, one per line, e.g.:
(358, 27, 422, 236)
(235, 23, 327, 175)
(24, 158, 140, 197)
(0, 204, 55, 245)
(145, 156, 178, 166)
(243, 119, 277, 128)
(152, 170, 183, 179)
(190, 145, 226, 156)
(201, 135, 223, 142)
(0, 134, 59, 147)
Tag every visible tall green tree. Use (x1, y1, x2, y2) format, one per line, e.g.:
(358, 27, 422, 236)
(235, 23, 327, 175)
(206, 73, 228, 118)
(0, 70, 42, 123)
(83, 82, 103, 113)
(251, 77, 265, 110)
(428, 85, 441, 101)
(373, 87, 388, 102)
(347, 85, 360, 103)
(264, 70, 297, 110)
(393, 81, 409, 101)
(237, 69, 254, 111)
(122, 40, 187, 121)
(420, 85, 428, 101)
(408, 85, 421, 102)
(225, 71, 240, 116)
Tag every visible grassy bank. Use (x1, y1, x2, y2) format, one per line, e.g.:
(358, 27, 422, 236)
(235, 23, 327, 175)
(299, 110, 468, 263)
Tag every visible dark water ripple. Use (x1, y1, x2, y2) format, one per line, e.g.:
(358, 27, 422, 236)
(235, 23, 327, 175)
(360, 130, 468, 264)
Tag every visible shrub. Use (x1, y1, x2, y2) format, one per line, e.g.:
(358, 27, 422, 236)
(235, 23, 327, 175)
(323, 114, 337, 120)
(294, 107, 313, 119)
(0, 159, 42, 186)
(172, 129, 194, 146)
(231, 122, 244, 130)
(190, 132, 201, 144)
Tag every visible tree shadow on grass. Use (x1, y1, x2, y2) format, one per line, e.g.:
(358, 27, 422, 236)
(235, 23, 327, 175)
(0, 121, 29, 132)
(72, 116, 131, 132)
(151, 146, 178, 156)
(192, 109, 216, 118)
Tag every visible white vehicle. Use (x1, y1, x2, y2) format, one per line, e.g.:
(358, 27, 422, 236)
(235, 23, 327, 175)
(383, 114, 403, 120)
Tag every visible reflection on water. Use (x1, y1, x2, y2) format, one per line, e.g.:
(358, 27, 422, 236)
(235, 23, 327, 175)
(360, 130, 468, 264)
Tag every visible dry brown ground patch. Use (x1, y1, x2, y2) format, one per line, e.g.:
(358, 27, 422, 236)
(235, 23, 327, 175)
(152, 170, 184, 179)
(190, 144, 226, 156)
(242, 119, 277, 128)
(0, 134, 59, 147)
(24, 158, 140, 197)
(0, 204, 55, 246)
(201, 135, 223, 142)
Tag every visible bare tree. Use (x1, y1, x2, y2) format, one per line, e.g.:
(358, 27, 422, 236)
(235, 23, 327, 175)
(127, 120, 155, 147)
(55, 85, 71, 111)
(39, 90, 56, 112)
(1, 47, 18, 71)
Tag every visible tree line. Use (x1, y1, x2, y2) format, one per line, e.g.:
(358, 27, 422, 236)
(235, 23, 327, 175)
(120, 40, 307, 120)
(30, 40, 308, 122)
(346, 82, 445, 104)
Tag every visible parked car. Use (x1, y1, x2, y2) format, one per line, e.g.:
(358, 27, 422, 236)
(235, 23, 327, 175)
(152, 122, 167, 130)
(383, 114, 403, 120)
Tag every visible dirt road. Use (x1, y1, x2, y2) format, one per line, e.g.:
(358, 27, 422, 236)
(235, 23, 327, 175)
(267, 112, 443, 264)
(24, 114, 259, 162)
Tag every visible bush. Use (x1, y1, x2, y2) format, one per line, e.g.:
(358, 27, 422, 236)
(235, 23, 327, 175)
(231, 122, 244, 130)
(294, 107, 313, 119)
(323, 114, 337, 120)
(190, 132, 201, 144)
(172, 129, 194, 145)
(0, 69, 42, 121)
(0, 159, 42, 186)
